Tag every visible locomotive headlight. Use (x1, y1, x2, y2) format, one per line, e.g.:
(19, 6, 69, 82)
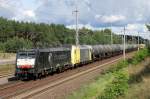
(17, 65, 20, 68)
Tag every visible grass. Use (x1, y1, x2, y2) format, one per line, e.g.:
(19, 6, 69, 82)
(97, 69, 129, 99)
(0, 53, 16, 59)
(67, 68, 130, 99)
(119, 59, 150, 99)
(0, 53, 15, 73)
(67, 48, 150, 99)
(67, 73, 114, 99)
(120, 77, 150, 99)
(0, 64, 15, 73)
(131, 48, 149, 65)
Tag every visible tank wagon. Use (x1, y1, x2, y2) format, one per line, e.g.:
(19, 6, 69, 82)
(15, 44, 137, 80)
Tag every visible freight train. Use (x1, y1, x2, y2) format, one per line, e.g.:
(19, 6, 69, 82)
(15, 44, 138, 80)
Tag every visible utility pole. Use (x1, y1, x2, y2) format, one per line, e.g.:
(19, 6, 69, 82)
(123, 26, 126, 61)
(132, 35, 133, 44)
(138, 32, 140, 51)
(110, 23, 113, 45)
(73, 6, 79, 46)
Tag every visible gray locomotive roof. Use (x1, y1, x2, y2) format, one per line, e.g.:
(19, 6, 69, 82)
(17, 47, 71, 53)
(17, 49, 38, 52)
(38, 47, 71, 52)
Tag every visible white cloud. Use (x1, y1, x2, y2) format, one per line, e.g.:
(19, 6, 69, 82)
(66, 24, 91, 30)
(66, 23, 103, 30)
(84, 0, 90, 5)
(126, 24, 138, 31)
(0, 0, 22, 18)
(0, 0, 37, 22)
(95, 15, 101, 19)
(95, 15, 126, 23)
(12, 10, 36, 22)
(112, 24, 150, 40)
(67, 23, 150, 40)
(0, 0, 22, 10)
(126, 24, 150, 39)
(23, 10, 35, 18)
(126, 24, 148, 33)
(0, 0, 150, 39)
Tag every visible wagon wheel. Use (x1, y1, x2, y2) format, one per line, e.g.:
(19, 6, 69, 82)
(38, 73, 42, 79)
(33, 73, 38, 80)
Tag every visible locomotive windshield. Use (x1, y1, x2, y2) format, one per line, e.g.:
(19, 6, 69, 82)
(18, 52, 35, 59)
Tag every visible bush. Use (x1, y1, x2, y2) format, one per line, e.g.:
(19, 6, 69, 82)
(97, 48, 150, 99)
(106, 60, 128, 73)
(146, 42, 150, 52)
(131, 49, 149, 65)
(0, 43, 5, 52)
(68, 48, 150, 99)
(97, 70, 129, 99)
(4, 37, 33, 52)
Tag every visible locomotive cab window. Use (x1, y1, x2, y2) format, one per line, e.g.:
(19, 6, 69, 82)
(18, 52, 27, 59)
(18, 52, 35, 58)
(28, 52, 36, 58)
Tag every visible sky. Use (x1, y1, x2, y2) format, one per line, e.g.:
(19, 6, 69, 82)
(0, 0, 150, 39)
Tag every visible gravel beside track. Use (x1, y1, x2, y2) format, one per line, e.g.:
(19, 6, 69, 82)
(0, 72, 13, 78)
(0, 60, 15, 65)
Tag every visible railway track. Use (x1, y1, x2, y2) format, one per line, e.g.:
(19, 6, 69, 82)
(0, 52, 135, 99)
(1, 74, 67, 98)
(0, 81, 24, 91)
(21, 57, 122, 99)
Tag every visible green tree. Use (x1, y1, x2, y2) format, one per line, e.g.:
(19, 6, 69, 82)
(4, 37, 33, 52)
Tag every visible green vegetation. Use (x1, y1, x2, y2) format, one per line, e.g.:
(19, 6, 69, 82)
(4, 37, 33, 52)
(0, 53, 15, 59)
(67, 73, 114, 99)
(0, 17, 131, 52)
(131, 48, 150, 65)
(68, 66, 129, 99)
(122, 77, 150, 99)
(0, 17, 148, 53)
(67, 48, 150, 99)
(98, 70, 129, 99)
(106, 60, 129, 73)
(0, 64, 15, 73)
(119, 58, 150, 99)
